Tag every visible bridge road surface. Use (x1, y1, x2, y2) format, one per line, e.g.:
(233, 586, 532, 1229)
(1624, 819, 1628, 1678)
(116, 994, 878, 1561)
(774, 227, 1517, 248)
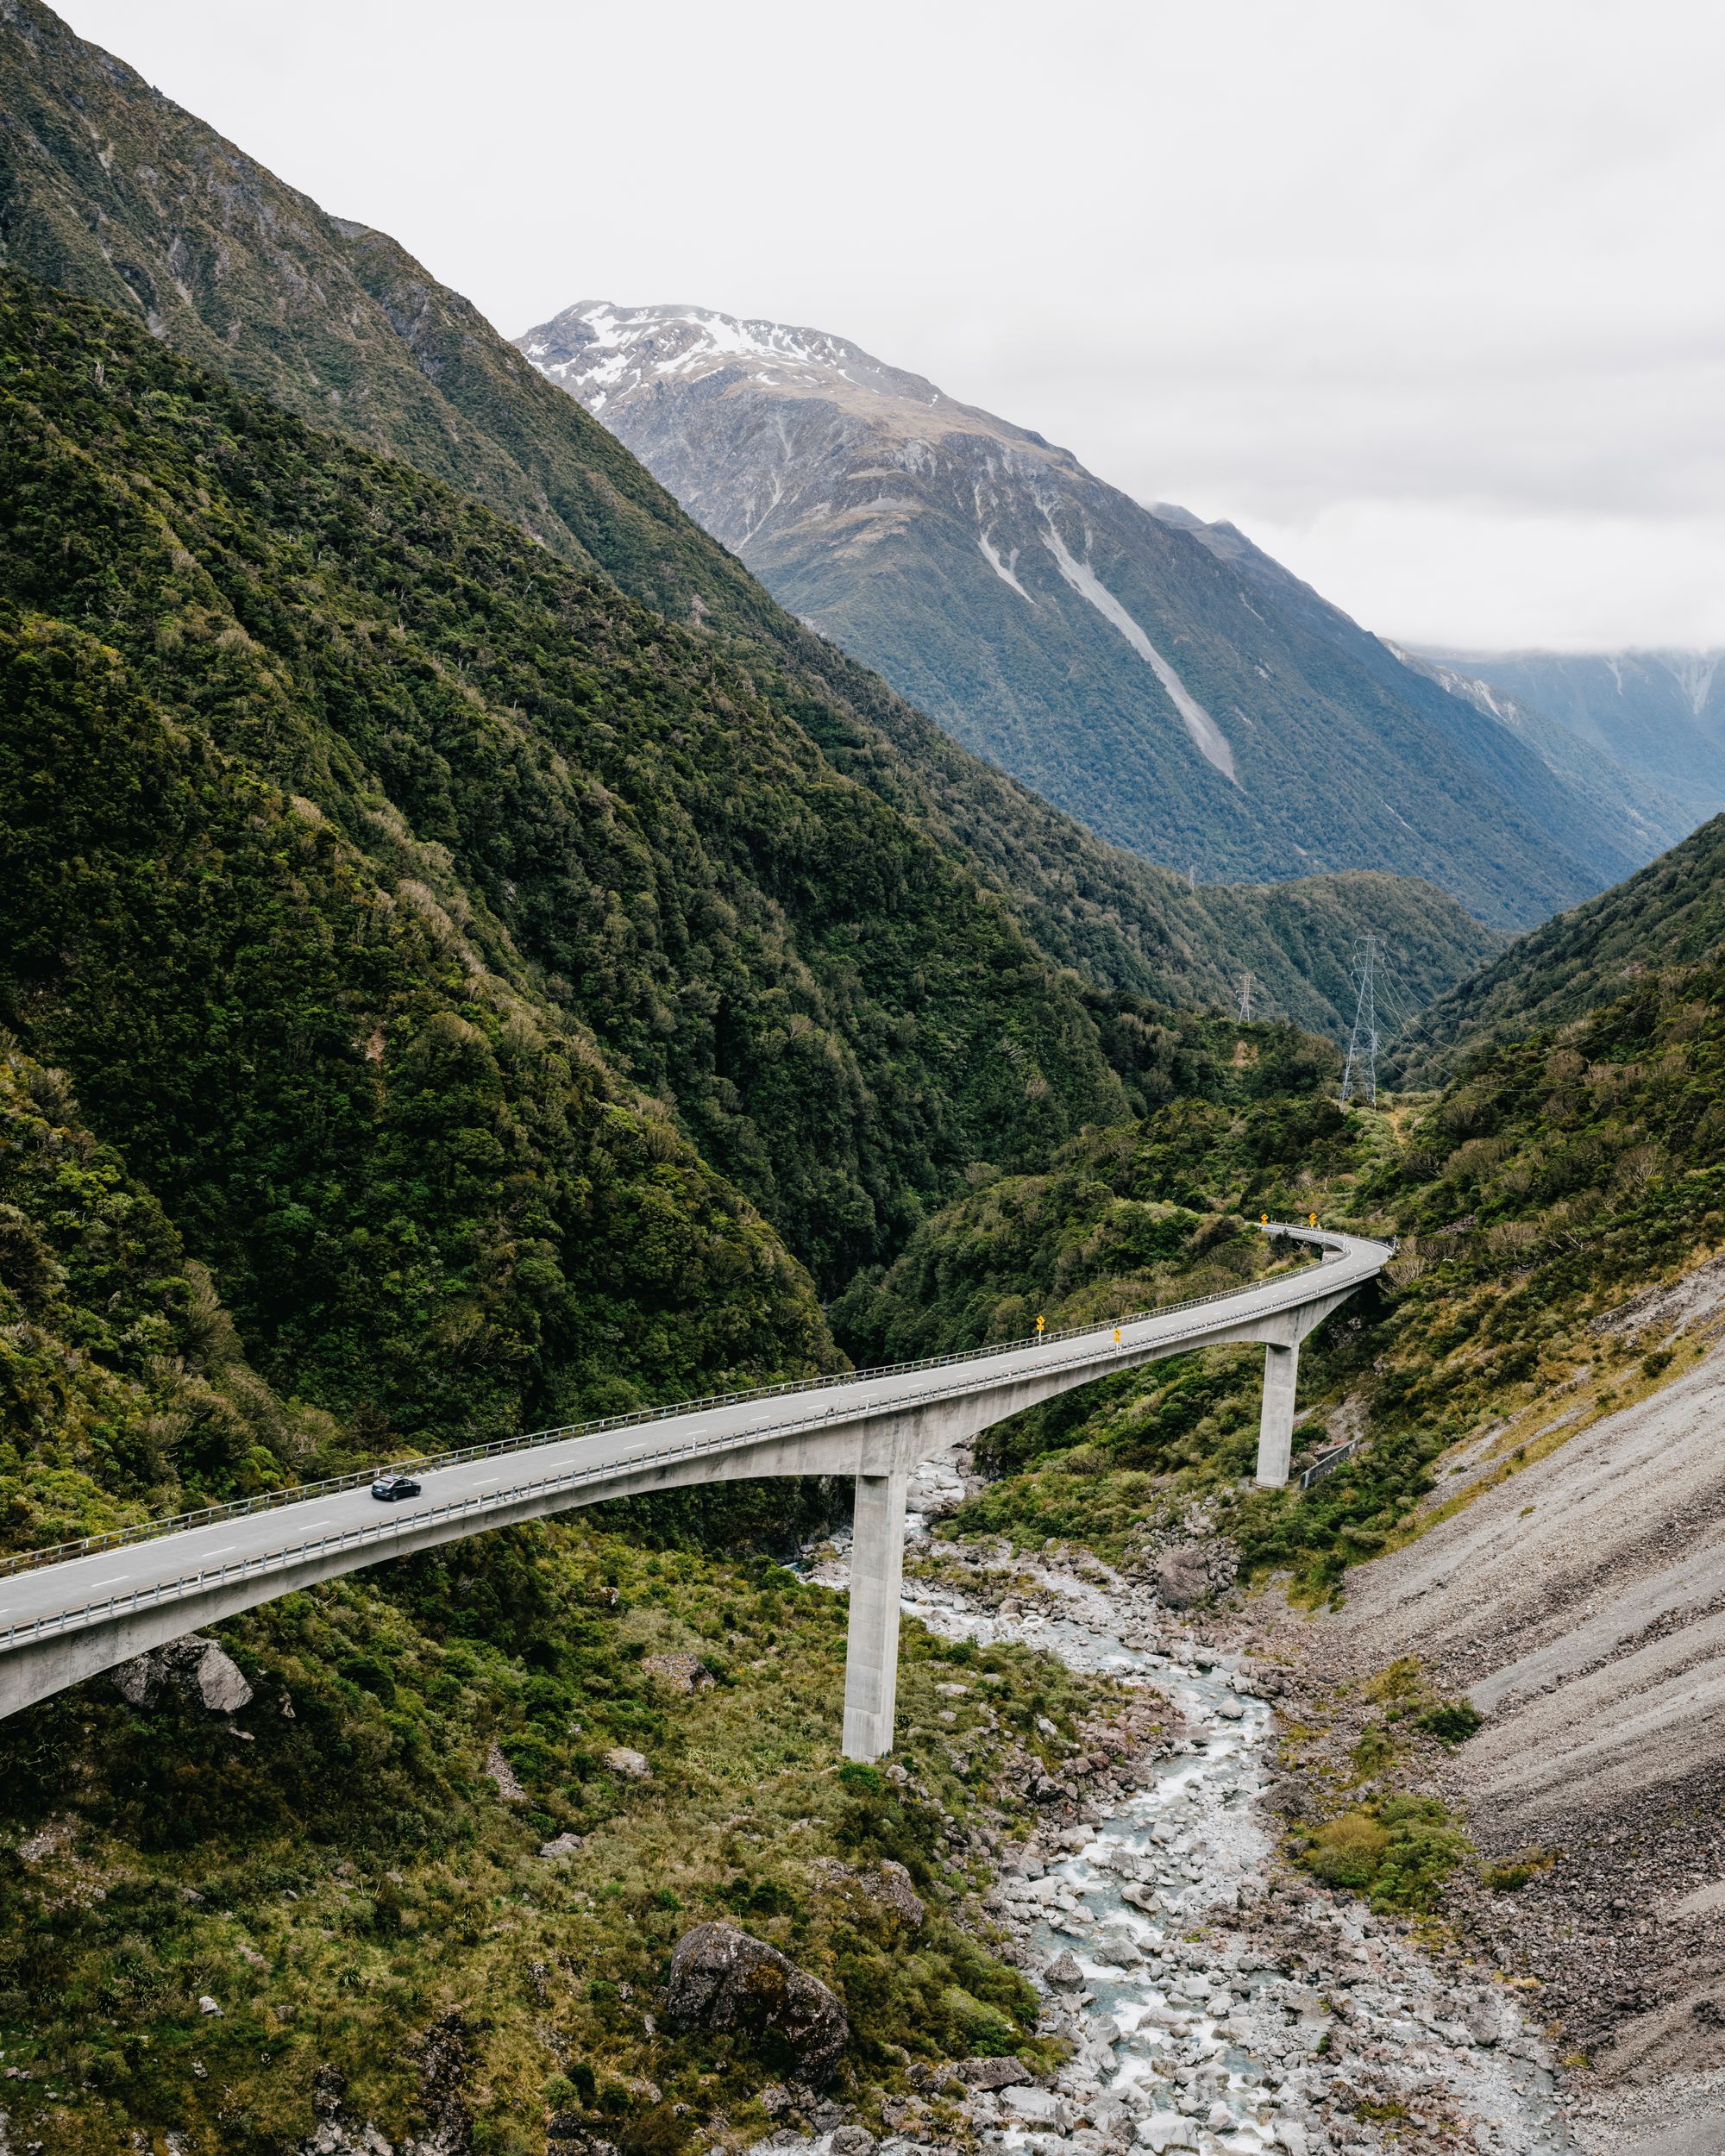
(0, 1223, 1391, 1754)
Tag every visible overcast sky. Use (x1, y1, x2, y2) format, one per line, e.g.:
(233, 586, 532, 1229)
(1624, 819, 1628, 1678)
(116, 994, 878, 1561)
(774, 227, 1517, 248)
(59, 0, 1725, 650)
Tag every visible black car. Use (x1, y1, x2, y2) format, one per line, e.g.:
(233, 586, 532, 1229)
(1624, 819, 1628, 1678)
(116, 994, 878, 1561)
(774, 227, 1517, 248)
(370, 1472, 423, 1502)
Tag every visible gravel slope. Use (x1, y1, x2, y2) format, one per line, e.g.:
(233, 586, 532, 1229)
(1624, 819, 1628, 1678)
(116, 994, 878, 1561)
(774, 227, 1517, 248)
(1319, 1270, 1725, 2131)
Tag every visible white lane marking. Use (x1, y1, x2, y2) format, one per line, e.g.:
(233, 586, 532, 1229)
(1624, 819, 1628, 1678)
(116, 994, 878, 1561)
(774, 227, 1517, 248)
(91, 1576, 129, 1588)
(474, 1476, 505, 1486)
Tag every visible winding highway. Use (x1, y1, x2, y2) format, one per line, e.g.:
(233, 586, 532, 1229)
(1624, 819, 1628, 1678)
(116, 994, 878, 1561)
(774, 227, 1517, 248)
(0, 1222, 1392, 1753)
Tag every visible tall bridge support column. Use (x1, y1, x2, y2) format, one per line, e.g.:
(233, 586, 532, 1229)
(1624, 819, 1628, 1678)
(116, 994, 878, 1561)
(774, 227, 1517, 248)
(1255, 1341, 1301, 1489)
(843, 1469, 908, 1761)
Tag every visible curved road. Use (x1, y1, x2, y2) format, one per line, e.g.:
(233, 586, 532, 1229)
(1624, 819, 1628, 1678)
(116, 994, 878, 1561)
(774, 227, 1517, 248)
(0, 1222, 1391, 1747)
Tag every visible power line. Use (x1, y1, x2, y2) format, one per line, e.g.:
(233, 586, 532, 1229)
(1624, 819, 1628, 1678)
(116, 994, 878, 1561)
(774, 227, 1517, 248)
(1340, 934, 1379, 1107)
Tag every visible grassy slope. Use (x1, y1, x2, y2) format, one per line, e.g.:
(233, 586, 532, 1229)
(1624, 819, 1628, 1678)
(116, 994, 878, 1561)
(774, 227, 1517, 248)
(0, 1514, 1121, 2154)
(0, 0, 1503, 1037)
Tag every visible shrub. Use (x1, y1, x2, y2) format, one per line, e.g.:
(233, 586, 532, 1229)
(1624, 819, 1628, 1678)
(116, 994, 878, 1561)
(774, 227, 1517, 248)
(1414, 1700, 1484, 1745)
(1370, 1795, 1470, 1912)
(1303, 1812, 1389, 1888)
(1298, 1794, 1470, 1911)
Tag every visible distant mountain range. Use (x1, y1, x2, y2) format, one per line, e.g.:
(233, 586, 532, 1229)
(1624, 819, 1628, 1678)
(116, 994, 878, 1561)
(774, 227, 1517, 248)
(517, 301, 1674, 930)
(1414, 647, 1725, 837)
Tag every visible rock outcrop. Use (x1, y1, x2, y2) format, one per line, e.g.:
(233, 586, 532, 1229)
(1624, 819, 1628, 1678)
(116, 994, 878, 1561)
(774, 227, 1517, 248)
(113, 1634, 253, 1714)
(664, 1921, 847, 2084)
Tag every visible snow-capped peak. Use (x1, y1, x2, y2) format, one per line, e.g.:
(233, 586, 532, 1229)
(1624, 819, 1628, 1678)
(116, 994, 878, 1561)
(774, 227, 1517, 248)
(512, 299, 1012, 430)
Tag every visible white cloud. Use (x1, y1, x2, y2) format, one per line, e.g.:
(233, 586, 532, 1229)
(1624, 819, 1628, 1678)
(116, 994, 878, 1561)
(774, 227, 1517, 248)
(56, 0, 1725, 649)
(1245, 504, 1725, 652)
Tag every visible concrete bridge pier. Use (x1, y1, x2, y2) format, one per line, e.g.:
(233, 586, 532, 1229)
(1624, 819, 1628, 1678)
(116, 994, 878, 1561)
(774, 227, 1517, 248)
(842, 1469, 908, 1761)
(1251, 1283, 1358, 1487)
(1256, 1342, 1302, 1488)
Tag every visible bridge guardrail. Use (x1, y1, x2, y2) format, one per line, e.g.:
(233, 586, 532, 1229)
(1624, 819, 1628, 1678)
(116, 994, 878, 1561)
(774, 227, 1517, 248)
(0, 1222, 1388, 1593)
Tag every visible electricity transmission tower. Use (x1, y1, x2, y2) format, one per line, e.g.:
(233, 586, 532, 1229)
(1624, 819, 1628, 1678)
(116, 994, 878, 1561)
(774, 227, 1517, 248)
(1339, 935, 1379, 1107)
(1236, 970, 1254, 1023)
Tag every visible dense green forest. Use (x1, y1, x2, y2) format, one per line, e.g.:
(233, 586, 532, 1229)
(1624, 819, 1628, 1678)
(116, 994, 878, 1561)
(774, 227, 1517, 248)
(0, 272, 1140, 1311)
(0, 1035, 1122, 2155)
(0, 0, 1504, 1037)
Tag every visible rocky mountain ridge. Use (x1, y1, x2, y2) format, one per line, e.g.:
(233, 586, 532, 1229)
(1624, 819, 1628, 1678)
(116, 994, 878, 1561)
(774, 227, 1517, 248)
(518, 299, 1650, 929)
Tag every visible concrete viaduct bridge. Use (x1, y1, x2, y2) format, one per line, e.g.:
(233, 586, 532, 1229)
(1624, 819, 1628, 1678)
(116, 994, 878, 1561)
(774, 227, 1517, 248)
(0, 1224, 1389, 1758)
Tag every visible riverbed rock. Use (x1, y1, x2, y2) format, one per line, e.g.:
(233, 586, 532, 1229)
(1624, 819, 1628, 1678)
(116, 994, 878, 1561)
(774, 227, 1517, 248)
(114, 1634, 254, 1714)
(1044, 1950, 1086, 1989)
(1154, 1547, 1209, 1610)
(957, 2054, 1033, 2090)
(664, 1921, 848, 2083)
(1137, 2117, 1196, 2153)
(1002, 2086, 1067, 2128)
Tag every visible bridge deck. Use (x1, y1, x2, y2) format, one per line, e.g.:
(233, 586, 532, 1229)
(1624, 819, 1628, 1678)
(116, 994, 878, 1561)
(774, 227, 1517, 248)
(0, 1225, 1388, 1664)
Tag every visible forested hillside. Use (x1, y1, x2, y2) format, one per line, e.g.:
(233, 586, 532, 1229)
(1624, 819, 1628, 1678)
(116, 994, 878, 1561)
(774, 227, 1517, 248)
(0, 0, 1502, 1035)
(0, 269, 1148, 2156)
(1390, 810, 1725, 1087)
(0, 1021, 1120, 2154)
(0, 273, 1143, 1314)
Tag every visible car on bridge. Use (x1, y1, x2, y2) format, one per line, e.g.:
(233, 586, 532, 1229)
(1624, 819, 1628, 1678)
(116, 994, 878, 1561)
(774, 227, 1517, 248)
(370, 1472, 423, 1502)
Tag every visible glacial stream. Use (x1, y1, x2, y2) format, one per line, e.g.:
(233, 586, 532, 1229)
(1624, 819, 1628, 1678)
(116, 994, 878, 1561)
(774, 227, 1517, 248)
(804, 1462, 1585, 2156)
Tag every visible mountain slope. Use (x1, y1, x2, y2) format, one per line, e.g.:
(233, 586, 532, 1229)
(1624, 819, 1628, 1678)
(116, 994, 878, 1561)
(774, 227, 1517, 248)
(0, 0, 1496, 1041)
(0, 271, 1163, 1307)
(1389, 810, 1725, 1087)
(518, 301, 1641, 928)
(1152, 507, 1700, 864)
(1395, 648, 1693, 862)
(1416, 645, 1725, 830)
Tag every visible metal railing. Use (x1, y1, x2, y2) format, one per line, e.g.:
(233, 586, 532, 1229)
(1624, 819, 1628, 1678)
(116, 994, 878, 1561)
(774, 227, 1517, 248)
(0, 1222, 1387, 1610)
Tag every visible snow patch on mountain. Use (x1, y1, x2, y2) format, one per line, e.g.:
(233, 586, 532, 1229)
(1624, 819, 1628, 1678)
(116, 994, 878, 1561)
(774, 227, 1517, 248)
(1038, 518, 1239, 784)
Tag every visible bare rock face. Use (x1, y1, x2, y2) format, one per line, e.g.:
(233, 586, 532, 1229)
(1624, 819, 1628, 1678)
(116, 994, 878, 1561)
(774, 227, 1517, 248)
(296, 2021, 474, 2154)
(958, 2055, 1033, 2090)
(605, 1746, 652, 1780)
(484, 1744, 528, 1803)
(114, 1634, 254, 1714)
(665, 1921, 848, 2084)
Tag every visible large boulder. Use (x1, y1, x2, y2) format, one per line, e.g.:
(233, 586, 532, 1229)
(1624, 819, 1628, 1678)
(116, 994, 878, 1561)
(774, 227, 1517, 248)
(1154, 1545, 1210, 1610)
(664, 1921, 847, 2084)
(114, 1634, 253, 1714)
